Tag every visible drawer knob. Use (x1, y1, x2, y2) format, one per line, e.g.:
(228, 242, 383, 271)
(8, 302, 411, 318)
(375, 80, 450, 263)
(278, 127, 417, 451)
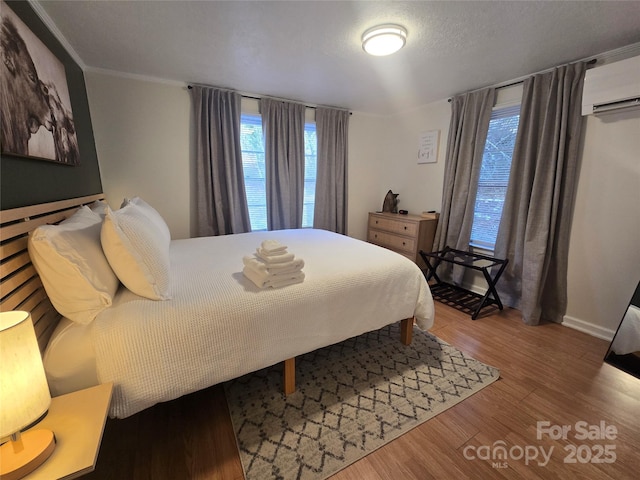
(375, 220, 379, 224)
(404, 226, 407, 230)
(402, 241, 406, 246)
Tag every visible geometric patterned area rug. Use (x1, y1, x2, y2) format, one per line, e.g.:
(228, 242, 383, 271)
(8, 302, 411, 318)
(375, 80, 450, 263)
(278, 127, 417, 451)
(224, 323, 500, 480)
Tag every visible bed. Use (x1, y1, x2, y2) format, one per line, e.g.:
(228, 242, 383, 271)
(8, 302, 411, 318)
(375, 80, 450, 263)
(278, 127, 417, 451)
(1, 195, 434, 419)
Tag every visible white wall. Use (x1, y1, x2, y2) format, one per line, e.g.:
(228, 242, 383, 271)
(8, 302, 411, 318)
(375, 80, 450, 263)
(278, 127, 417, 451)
(564, 109, 640, 338)
(346, 100, 450, 241)
(85, 72, 192, 239)
(347, 112, 391, 240)
(84, 69, 640, 340)
(382, 101, 450, 216)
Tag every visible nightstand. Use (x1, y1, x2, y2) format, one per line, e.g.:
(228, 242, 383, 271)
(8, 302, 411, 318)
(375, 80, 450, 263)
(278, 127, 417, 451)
(22, 383, 113, 480)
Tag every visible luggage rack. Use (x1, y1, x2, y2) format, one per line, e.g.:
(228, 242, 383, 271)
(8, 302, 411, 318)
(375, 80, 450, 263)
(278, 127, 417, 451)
(419, 246, 509, 320)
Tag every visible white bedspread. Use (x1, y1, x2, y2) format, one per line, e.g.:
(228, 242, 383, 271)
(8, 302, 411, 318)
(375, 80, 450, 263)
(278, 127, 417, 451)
(92, 229, 434, 418)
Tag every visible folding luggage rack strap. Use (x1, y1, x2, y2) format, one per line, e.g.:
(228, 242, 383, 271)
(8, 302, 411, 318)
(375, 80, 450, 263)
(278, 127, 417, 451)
(419, 246, 509, 320)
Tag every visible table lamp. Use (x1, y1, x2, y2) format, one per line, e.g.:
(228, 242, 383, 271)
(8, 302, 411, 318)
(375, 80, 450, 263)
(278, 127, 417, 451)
(0, 311, 56, 480)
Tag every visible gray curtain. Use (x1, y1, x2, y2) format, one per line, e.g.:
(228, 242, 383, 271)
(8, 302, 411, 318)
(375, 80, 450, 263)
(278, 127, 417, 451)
(494, 62, 587, 325)
(313, 107, 349, 234)
(260, 98, 306, 230)
(434, 88, 495, 282)
(191, 86, 251, 236)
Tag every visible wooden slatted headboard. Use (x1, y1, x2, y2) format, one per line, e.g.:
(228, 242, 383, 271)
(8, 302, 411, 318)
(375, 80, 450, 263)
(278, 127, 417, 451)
(0, 193, 105, 353)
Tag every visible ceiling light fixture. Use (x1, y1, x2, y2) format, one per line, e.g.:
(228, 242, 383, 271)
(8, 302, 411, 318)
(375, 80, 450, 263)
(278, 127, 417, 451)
(362, 24, 407, 56)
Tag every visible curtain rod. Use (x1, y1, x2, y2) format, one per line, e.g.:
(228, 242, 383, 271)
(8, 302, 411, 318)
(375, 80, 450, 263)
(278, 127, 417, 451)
(187, 84, 351, 114)
(447, 58, 597, 102)
(187, 84, 315, 108)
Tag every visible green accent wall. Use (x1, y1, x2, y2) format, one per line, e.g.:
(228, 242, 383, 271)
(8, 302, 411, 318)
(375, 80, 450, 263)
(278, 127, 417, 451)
(1, 0, 102, 210)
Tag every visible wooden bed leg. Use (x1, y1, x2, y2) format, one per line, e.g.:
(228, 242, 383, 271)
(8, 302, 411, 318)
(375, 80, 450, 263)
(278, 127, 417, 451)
(283, 357, 295, 395)
(400, 318, 414, 345)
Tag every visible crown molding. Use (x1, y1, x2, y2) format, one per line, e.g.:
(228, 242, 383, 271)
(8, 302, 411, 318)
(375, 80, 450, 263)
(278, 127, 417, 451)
(28, 0, 86, 69)
(84, 66, 187, 88)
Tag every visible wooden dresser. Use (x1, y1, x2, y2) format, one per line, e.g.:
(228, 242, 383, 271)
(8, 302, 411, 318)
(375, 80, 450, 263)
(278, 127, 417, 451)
(367, 212, 438, 268)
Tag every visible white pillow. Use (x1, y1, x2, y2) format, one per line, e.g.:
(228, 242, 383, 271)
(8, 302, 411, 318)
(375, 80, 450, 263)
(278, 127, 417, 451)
(121, 196, 171, 244)
(101, 203, 171, 300)
(88, 199, 109, 217)
(28, 206, 119, 325)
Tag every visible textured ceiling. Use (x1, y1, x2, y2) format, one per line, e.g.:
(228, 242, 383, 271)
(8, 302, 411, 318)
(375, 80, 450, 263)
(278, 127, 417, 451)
(32, 0, 640, 115)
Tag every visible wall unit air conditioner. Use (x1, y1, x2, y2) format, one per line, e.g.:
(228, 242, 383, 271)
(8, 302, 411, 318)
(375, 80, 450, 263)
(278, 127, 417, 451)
(582, 55, 640, 115)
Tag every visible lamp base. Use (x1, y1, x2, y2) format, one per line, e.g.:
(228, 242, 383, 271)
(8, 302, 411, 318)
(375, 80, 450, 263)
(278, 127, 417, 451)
(0, 429, 56, 480)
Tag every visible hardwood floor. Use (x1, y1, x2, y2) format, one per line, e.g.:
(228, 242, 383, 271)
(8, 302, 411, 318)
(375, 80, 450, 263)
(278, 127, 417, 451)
(85, 303, 640, 479)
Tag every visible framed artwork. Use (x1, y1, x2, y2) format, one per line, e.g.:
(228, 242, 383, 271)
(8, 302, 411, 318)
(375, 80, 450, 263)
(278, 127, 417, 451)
(417, 130, 439, 164)
(1, 1, 80, 165)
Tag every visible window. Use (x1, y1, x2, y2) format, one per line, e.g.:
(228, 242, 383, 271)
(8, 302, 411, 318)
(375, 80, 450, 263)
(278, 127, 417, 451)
(240, 114, 317, 231)
(470, 105, 520, 250)
(302, 124, 317, 228)
(240, 115, 267, 231)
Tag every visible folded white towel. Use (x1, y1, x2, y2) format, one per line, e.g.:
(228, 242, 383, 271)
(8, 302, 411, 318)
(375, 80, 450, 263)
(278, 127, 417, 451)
(261, 239, 288, 255)
(243, 256, 305, 274)
(266, 260, 304, 275)
(243, 255, 267, 272)
(243, 267, 305, 289)
(243, 262, 303, 280)
(265, 273, 305, 289)
(255, 248, 295, 264)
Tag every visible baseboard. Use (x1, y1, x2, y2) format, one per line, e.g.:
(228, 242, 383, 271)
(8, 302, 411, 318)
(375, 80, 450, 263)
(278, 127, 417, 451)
(461, 279, 617, 342)
(562, 315, 616, 342)
(461, 279, 486, 296)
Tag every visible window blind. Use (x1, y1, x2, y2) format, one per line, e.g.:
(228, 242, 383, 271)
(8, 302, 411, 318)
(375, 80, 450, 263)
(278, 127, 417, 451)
(470, 105, 521, 249)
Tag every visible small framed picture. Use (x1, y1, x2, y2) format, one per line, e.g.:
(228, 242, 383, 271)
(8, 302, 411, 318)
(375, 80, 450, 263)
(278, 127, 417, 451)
(417, 130, 439, 164)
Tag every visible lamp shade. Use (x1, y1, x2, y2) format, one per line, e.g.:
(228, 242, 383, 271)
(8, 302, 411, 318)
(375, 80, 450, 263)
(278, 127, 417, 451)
(362, 24, 407, 56)
(0, 311, 51, 438)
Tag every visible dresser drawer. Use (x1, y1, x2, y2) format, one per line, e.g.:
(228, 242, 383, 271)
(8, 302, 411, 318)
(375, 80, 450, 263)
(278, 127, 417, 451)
(367, 212, 439, 267)
(368, 230, 416, 254)
(368, 215, 418, 237)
